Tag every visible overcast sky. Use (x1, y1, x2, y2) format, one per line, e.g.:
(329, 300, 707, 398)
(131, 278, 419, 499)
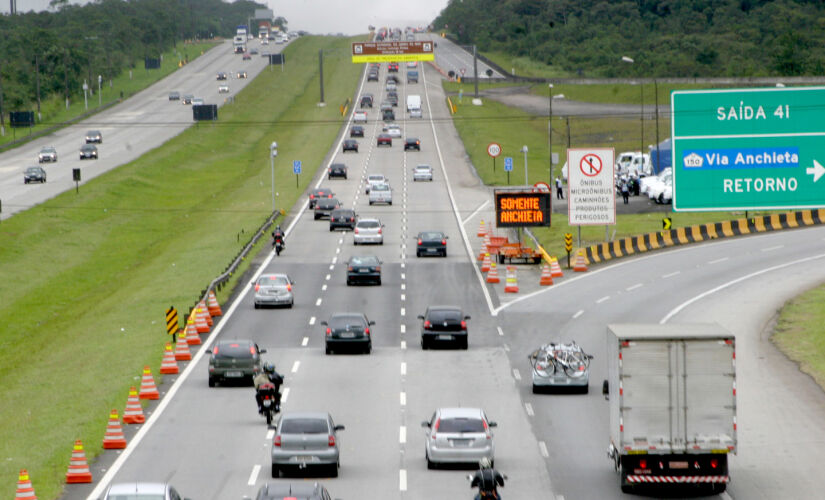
(2, 0, 451, 33)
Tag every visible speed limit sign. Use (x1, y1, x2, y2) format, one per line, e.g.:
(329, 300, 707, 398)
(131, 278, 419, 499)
(487, 143, 502, 158)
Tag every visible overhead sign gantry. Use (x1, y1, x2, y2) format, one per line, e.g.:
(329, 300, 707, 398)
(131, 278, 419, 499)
(351, 41, 434, 63)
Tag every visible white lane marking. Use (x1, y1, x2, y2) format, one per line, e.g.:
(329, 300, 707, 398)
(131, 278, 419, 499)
(401, 293, 406, 301)
(291, 361, 300, 373)
(497, 326, 504, 336)
(281, 387, 290, 403)
(309, 316, 316, 325)
(401, 340, 407, 350)
(332, 256, 338, 265)
(402, 243, 406, 250)
(662, 271, 680, 278)
(339, 238, 343, 245)
(322, 284, 327, 291)
(400, 426, 407, 444)
(266, 429, 275, 440)
(401, 283, 406, 290)
(301, 337, 308, 347)
(513, 369, 521, 381)
(401, 262, 405, 269)
(336, 247, 340, 254)
(329, 264, 334, 270)
(401, 273, 406, 280)
(708, 257, 729, 265)
(539, 441, 549, 458)
(401, 307, 406, 316)
(762, 245, 784, 252)
(399, 469, 407, 491)
(247, 464, 260, 486)
(525, 403, 534, 417)
(662, 252, 825, 323)
(573, 310, 584, 319)
(626, 283, 642, 291)
(325, 274, 331, 280)
(503, 343, 510, 352)
(596, 296, 610, 304)
(400, 392, 407, 406)
(461, 199, 491, 226)
(720, 492, 733, 500)
(315, 298, 322, 306)
(401, 362, 407, 375)
(400, 324, 406, 334)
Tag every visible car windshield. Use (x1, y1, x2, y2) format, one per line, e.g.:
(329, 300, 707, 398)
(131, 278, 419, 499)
(358, 220, 380, 229)
(258, 276, 288, 286)
(280, 418, 328, 434)
(438, 417, 485, 433)
(213, 342, 253, 359)
(329, 315, 366, 329)
(427, 309, 461, 322)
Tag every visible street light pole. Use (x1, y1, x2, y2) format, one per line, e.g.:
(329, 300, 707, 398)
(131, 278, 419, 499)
(270, 142, 278, 213)
(83, 80, 88, 110)
(548, 83, 553, 184)
(98, 74, 102, 107)
(522, 145, 529, 185)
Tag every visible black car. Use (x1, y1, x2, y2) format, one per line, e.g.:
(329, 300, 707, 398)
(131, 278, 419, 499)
(416, 231, 448, 257)
(345, 255, 382, 286)
(206, 339, 266, 387)
(350, 126, 364, 138)
(328, 163, 348, 179)
(255, 482, 335, 500)
(367, 71, 379, 82)
(322, 312, 374, 354)
(79, 144, 98, 160)
(382, 109, 395, 121)
(85, 130, 102, 144)
(329, 208, 356, 231)
(418, 306, 470, 350)
(360, 95, 373, 108)
(404, 137, 421, 151)
(314, 197, 341, 220)
(308, 188, 334, 208)
(386, 75, 399, 84)
(216, 72, 228, 80)
(168, 91, 180, 101)
(387, 95, 399, 107)
(23, 166, 47, 184)
(343, 139, 359, 153)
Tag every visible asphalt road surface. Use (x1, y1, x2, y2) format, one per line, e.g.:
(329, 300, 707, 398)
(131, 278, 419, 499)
(0, 39, 285, 221)
(422, 33, 505, 80)
(57, 40, 825, 500)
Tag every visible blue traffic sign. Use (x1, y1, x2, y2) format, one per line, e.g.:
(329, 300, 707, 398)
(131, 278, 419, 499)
(504, 157, 513, 172)
(293, 160, 302, 175)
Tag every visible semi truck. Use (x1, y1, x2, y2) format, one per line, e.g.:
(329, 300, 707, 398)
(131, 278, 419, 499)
(258, 20, 271, 39)
(604, 323, 736, 494)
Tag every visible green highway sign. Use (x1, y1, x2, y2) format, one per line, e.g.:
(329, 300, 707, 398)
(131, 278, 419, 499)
(671, 87, 825, 211)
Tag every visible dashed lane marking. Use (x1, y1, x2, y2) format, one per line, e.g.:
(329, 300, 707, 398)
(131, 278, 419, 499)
(316, 298, 322, 306)
(626, 283, 642, 291)
(309, 317, 315, 325)
(708, 257, 729, 265)
(401, 294, 406, 301)
(573, 310, 584, 319)
(513, 369, 521, 381)
(400, 426, 407, 444)
(762, 245, 784, 252)
(401, 340, 407, 350)
(281, 387, 290, 403)
(662, 271, 680, 278)
(525, 403, 534, 417)
(596, 296, 610, 304)
(497, 327, 504, 336)
(400, 324, 406, 334)
(325, 274, 331, 280)
(399, 469, 407, 492)
(539, 441, 549, 458)
(401, 362, 407, 375)
(291, 361, 300, 373)
(322, 284, 327, 291)
(400, 392, 407, 406)
(401, 307, 406, 316)
(301, 337, 308, 347)
(247, 464, 260, 486)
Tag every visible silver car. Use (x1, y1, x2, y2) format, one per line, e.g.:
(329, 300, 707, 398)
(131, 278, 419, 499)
(413, 164, 433, 182)
(38, 146, 57, 163)
(254, 273, 294, 308)
(101, 482, 191, 500)
(528, 341, 593, 393)
(271, 411, 345, 477)
(422, 408, 496, 468)
(353, 218, 384, 245)
(365, 174, 387, 194)
(368, 183, 392, 205)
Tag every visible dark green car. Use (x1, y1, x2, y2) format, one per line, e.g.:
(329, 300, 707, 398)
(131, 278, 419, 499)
(206, 339, 266, 387)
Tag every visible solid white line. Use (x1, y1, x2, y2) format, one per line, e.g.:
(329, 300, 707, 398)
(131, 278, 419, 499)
(626, 283, 642, 291)
(572, 310, 584, 319)
(399, 469, 408, 491)
(301, 337, 308, 347)
(315, 298, 322, 306)
(321, 284, 327, 291)
(248, 464, 261, 486)
(281, 387, 290, 403)
(401, 293, 406, 301)
(596, 295, 610, 304)
(401, 307, 406, 316)
(400, 426, 407, 444)
(401, 362, 407, 375)
(525, 403, 534, 417)
(513, 369, 521, 381)
(762, 245, 784, 252)
(661, 252, 825, 323)
(309, 316, 316, 325)
(708, 257, 729, 264)
(461, 199, 491, 226)
(291, 361, 300, 373)
(401, 340, 407, 350)
(400, 324, 406, 334)
(497, 326, 504, 336)
(400, 392, 407, 406)
(662, 271, 681, 278)
(539, 441, 549, 458)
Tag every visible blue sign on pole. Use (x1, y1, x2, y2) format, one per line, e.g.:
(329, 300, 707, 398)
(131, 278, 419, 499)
(504, 157, 513, 172)
(293, 160, 302, 174)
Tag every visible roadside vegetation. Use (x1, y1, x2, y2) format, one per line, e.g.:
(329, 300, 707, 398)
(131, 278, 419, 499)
(0, 35, 362, 499)
(774, 287, 825, 388)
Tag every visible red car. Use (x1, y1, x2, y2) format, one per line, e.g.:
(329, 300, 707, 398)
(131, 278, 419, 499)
(377, 134, 392, 147)
(309, 187, 334, 208)
(242, 52, 251, 60)
(388, 62, 399, 72)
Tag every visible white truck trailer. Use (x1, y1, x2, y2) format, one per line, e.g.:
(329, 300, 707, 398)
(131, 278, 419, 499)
(604, 323, 736, 494)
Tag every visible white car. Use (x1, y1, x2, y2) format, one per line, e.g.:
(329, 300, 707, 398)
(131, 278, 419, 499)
(353, 218, 384, 245)
(192, 98, 204, 106)
(218, 84, 229, 93)
(409, 107, 423, 119)
(422, 408, 496, 468)
(368, 183, 392, 205)
(386, 82, 397, 92)
(406, 61, 417, 69)
(353, 111, 368, 123)
(413, 164, 433, 182)
(365, 174, 387, 194)
(383, 124, 402, 138)
(647, 169, 673, 203)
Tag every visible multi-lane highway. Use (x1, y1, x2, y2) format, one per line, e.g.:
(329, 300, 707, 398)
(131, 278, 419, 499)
(43, 34, 825, 500)
(424, 33, 505, 80)
(0, 38, 283, 220)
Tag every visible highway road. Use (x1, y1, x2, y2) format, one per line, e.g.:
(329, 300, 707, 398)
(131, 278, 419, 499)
(422, 33, 505, 80)
(59, 38, 825, 500)
(0, 38, 285, 221)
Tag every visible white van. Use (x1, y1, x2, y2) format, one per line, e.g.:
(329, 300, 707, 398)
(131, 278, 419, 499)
(407, 94, 421, 113)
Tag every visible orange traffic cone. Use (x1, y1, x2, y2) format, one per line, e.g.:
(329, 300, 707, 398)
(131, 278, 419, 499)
(477, 219, 486, 237)
(102, 409, 127, 449)
(122, 386, 146, 424)
(207, 290, 223, 316)
(573, 250, 589, 272)
(550, 257, 564, 278)
(15, 469, 37, 500)
(185, 324, 201, 345)
(174, 331, 192, 361)
(159, 343, 179, 375)
(194, 310, 210, 334)
(198, 300, 213, 327)
(504, 266, 519, 293)
(486, 262, 500, 283)
(481, 252, 491, 273)
(539, 264, 554, 286)
(65, 440, 93, 483)
(138, 366, 160, 400)
(185, 316, 199, 338)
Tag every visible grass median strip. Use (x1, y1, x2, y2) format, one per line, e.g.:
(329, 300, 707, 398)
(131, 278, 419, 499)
(0, 35, 362, 499)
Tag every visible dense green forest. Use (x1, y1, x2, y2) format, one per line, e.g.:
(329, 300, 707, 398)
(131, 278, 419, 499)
(0, 0, 263, 110)
(433, 0, 825, 77)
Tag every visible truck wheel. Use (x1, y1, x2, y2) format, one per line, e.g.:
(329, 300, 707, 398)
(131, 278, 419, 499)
(271, 464, 280, 478)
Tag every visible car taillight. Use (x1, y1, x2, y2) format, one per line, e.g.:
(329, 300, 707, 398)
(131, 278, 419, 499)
(255, 284, 260, 291)
(310, 194, 315, 199)
(327, 194, 333, 198)
(250, 347, 256, 355)
(326, 327, 331, 336)
(416, 141, 420, 145)
(375, 266, 381, 272)
(365, 328, 370, 335)
(441, 239, 447, 245)
(418, 239, 423, 245)
(460, 320, 466, 328)
(377, 227, 382, 234)
(286, 284, 292, 291)
(349, 218, 354, 222)
(273, 436, 281, 447)
(432, 418, 440, 437)
(424, 320, 431, 329)
(328, 435, 336, 446)
(212, 346, 219, 355)
(348, 266, 353, 271)
(354, 228, 359, 234)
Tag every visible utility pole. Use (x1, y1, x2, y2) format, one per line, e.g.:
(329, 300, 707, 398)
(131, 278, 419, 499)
(64, 49, 70, 110)
(0, 58, 5, 137)
(548, 83, 553, 184)
(318, 50, 325, 105)
(654, 79, 660, 173)
(472, 45, 479, 98)
(35, 54, 42, 121)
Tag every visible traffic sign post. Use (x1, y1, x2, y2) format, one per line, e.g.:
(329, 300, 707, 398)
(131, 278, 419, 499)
(504, 156, 513, 185)
(488, 143, 501, 173)
(293, 160, 302, 188)
(672, 87, 825, 211)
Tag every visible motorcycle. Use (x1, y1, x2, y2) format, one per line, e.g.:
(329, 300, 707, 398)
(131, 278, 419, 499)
(257, 382, 280, 425)
(466, 472, 507, 500)
(272, 234, 285, 256)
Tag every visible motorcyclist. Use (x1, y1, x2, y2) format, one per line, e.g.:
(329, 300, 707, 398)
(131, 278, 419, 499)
(470, 457, 505, 500)
(254, 362, 284, 413)
(272, 226, 285, 247)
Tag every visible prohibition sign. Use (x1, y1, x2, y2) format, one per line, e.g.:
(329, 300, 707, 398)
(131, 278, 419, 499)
(580, 154, 603, 177)
(487, 143, 502, 158)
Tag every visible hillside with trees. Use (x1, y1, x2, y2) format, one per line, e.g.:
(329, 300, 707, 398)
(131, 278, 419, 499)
(433, 0, 825, 77)
(0, 0, 264, 111)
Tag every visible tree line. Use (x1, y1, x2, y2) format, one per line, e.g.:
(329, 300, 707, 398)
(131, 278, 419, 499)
(433, 0, 825, 77)
(0, 0, 264, 112)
